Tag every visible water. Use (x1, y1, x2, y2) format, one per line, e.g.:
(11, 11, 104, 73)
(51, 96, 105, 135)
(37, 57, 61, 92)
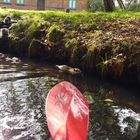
(0, 53, 140, 140)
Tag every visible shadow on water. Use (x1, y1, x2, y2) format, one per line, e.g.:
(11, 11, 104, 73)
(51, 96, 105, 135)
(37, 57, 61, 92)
(0, 53, 140, 140)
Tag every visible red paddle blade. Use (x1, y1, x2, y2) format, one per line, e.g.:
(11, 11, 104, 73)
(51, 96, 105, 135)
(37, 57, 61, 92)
(46, 81, 89, 140)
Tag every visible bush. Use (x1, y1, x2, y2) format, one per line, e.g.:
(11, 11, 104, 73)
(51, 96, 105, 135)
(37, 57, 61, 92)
(10, 20, 31, 39)
(127, 3, 140, 12)
(88, 0, 104, 12)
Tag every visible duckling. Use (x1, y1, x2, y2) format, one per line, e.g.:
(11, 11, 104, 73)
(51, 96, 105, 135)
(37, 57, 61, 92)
(56, 65, 82, 75)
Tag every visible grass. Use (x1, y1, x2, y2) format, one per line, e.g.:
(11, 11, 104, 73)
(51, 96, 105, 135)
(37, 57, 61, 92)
(0, 8, 140, 23)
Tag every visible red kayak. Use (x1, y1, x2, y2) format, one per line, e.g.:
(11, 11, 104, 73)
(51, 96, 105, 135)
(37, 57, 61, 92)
(45, 81, 89, 140)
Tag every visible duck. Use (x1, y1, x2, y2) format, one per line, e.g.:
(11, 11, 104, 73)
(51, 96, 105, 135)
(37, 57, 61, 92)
(56, 65, 82, 75)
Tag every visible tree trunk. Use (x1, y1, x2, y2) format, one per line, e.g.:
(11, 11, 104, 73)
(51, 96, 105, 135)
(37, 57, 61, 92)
(128, 0, 135, 5)
(117, 0, 126, 9)
(103, 0, 115, 12)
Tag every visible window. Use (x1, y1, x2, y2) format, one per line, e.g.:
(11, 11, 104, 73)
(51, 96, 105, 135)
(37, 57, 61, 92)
(69, 0, 76, 10)
(16, 0, 24, 5)
(3, 0, 11, 4)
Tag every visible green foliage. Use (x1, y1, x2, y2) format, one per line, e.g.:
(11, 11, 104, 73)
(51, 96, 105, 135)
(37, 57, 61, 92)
(11, 15, 48, 42)
(81, 46, 98, 71)
(11, 11, 23, 19)
(28, 39, 43, 58)
(127, 3, 140, 12)
(25, 16, 45, 40)
(65, 38, 78, 49)
(88, 0, 104, 12)
(65, 38, 78, 62)
(70, 46, 79, 66)
(97, 54, 109, 76)
(11, 20, 31, 38)
(47, 25, 64, 44)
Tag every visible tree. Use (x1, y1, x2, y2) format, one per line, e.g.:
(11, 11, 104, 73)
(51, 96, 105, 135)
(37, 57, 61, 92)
(88, 0, 104, 12)
(103, 0, 115, 11)
(117, 0, 126, 9)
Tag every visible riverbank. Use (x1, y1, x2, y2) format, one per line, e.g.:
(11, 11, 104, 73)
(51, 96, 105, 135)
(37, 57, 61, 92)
(0, 9, 140, 85)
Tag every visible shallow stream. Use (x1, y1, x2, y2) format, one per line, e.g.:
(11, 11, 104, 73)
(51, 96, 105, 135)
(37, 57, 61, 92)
(0, 53, 140, 140)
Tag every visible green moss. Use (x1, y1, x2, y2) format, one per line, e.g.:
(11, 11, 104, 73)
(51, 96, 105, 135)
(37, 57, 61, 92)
(97, 54, 109, 76)
(111, 60, 125, 77)
(28, 38, 50, 58)
(81, 45, 98, 71)
(47, 25, 64, 45)
(25, 16, 48, 40)
(70, 46, 79, 66)
(11, 11, 24, 19)
(65, 38, 78, 49)
(113, 39, 136, 55)
(65, 38, 78, 62)
(28, 39, 41, 58)
(10, 20, 31, 39)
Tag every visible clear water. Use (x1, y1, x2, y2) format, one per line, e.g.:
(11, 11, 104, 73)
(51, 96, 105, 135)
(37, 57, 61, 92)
(0, 53, 140, 140)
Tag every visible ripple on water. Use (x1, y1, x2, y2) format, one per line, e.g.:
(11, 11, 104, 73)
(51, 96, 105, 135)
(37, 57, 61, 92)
(0, 77, 57, 140)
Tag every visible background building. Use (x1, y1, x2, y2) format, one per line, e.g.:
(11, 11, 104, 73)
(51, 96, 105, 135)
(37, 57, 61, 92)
(0, 0, 37, 10)
(0, 0, 89, 11)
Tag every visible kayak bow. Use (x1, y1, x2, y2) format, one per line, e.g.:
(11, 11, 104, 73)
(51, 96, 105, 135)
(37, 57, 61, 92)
(45, 81, 89, 140)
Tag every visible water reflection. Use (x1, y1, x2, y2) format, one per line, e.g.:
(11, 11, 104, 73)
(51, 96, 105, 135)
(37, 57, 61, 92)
(0, 77, 59, 140)
(87, 89, 140, 140)
(0, 53, 140, 140)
